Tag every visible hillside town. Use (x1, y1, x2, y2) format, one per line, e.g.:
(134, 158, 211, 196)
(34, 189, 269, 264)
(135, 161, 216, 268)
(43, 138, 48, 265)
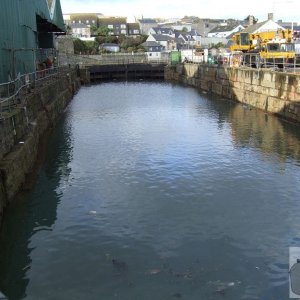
(60, 12, 300, 65)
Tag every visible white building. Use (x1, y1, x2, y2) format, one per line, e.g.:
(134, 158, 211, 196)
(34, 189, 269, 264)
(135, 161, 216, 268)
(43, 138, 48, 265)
(208, 24, 244, 38)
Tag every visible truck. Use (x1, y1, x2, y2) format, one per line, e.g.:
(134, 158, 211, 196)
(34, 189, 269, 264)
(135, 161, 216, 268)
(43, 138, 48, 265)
(230, 29, 296, 68)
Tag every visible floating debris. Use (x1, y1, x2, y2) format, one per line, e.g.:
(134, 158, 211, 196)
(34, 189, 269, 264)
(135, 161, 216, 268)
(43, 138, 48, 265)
(88, 210, 97, 215)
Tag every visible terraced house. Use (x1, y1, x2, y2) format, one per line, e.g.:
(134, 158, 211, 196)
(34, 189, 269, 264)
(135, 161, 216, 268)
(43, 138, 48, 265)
(98, 17, 128, 36)
(0, 0, 65, 83)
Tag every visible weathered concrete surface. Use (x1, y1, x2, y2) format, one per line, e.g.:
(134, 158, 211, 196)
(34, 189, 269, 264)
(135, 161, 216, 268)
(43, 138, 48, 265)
(0, 69, 80, 223)
(165, 64, 300, 123)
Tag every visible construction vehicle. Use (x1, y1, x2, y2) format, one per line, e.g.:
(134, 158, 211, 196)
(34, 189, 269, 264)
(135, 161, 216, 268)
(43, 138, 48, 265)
(230, 29, 296, 68)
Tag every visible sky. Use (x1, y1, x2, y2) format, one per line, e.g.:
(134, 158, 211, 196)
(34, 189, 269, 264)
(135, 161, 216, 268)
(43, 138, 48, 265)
(60, 0, 300, 23)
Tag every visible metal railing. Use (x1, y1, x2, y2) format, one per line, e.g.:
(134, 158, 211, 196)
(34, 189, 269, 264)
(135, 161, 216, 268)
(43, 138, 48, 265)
(181, 52, 300, 73)
(0, 67, 68, 119)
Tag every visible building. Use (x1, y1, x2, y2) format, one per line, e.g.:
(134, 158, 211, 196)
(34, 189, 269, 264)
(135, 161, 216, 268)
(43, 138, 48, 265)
(149, 27, 174, 36)
(98, 17, 128, 36)
(137, 18, 158, 35)
(141, 41, 164, 61)
(241, 14, 285, 35)
(127, 23, 141, 36)
(0, 0, 65, 83)
(99, 43, 120, 53)
(208, 24, 245, 38)
(147, 34, 185, 51)
(191, 19, 221, 37)
(141, 41, 164, 52)
(63, 13, 102, 27)
(70, 23, 91, 38)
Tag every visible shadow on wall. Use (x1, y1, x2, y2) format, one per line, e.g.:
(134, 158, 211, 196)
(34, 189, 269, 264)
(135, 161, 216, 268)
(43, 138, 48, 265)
(165, 63, 300, 163)
(0, 114, 73, 300)
(166, 64, 300, 122)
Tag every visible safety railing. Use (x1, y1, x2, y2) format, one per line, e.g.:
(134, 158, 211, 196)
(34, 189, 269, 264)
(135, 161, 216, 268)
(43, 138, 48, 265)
(0, 67, 68, 119)
(181, 52, 300, 73)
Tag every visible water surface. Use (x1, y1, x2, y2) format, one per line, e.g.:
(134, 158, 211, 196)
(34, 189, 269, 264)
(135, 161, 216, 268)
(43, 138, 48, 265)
(1, 82, 300, 299)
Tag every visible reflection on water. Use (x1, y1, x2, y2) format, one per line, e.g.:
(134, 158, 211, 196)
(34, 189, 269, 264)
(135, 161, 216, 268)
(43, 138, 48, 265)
(0, 82, 300, 300)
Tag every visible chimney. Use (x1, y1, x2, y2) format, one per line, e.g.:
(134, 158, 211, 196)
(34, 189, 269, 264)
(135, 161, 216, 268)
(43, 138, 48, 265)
(249, 15, 254, 26)
(268, 13, 274, 21)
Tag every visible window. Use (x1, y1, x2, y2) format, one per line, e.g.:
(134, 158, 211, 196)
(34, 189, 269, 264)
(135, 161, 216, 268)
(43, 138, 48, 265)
(108, 25, 113, 29)
(121, 30, 127, 34)
(121, 24, 126, 29)
(133, 29, 139, 34)
(79, 20, 81, 23)
(86, 20, 89, 24)
(92, 20, 95, 24)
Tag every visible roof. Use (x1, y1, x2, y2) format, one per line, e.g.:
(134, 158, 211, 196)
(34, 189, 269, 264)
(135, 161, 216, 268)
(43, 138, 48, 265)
(241, 20, 269, 33)
(151, 34, 172, 41)
(70, 23, 89, 29)
(69, 13, 98, 21)
(151, 27, 173, 34)
(99, 17, 127, 24)
(138, 18, 157, 24)
(208, 24, 241, 34)
(179, 34, 195, 42)
(141, 41, 163, 47)
(128, 23, 140, 30)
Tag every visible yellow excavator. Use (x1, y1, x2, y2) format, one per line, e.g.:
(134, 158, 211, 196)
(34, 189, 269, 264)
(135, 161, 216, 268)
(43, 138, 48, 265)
(230, 29, 295, 67)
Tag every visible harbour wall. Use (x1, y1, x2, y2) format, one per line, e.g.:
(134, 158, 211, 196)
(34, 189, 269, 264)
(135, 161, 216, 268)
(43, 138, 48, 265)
(0, 69, 80, 223)
(165, 64, 300, 123)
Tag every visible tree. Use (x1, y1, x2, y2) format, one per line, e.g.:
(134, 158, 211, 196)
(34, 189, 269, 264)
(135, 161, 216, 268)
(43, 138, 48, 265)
(73, 39, 88, 54)
(182, 27, 188, 32)
(90, 25, 98, 35)
(97, 26, 111, 36)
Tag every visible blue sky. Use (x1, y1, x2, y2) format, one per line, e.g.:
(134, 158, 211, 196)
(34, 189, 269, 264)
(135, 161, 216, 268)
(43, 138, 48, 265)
(60, 0, 300, 23)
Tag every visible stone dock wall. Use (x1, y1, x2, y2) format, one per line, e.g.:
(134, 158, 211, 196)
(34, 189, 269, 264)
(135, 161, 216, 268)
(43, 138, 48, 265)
(165, 64, 300, 123)
(0, 69, 80, 223)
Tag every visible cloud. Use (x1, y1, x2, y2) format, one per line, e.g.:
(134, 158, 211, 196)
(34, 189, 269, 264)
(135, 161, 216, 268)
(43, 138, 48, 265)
(60, 0, 300, 22)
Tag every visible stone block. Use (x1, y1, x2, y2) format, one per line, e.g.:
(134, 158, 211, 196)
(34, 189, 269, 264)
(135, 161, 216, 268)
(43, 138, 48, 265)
(212, 82, 222, 95)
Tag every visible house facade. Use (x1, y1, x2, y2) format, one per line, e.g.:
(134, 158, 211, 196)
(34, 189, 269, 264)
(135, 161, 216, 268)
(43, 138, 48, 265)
(98, 17, 128, 36)
(127, 23, 141, 36)
(141, 41, 164, 60)
(70, 23, 91, 38)
(137, 18, 158, 35)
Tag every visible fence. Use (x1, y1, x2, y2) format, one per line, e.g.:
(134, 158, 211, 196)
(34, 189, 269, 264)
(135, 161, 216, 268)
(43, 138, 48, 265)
(181, 52, 300, 73)
(0, 67, 68, 119)
(58, 53, 170, 67)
